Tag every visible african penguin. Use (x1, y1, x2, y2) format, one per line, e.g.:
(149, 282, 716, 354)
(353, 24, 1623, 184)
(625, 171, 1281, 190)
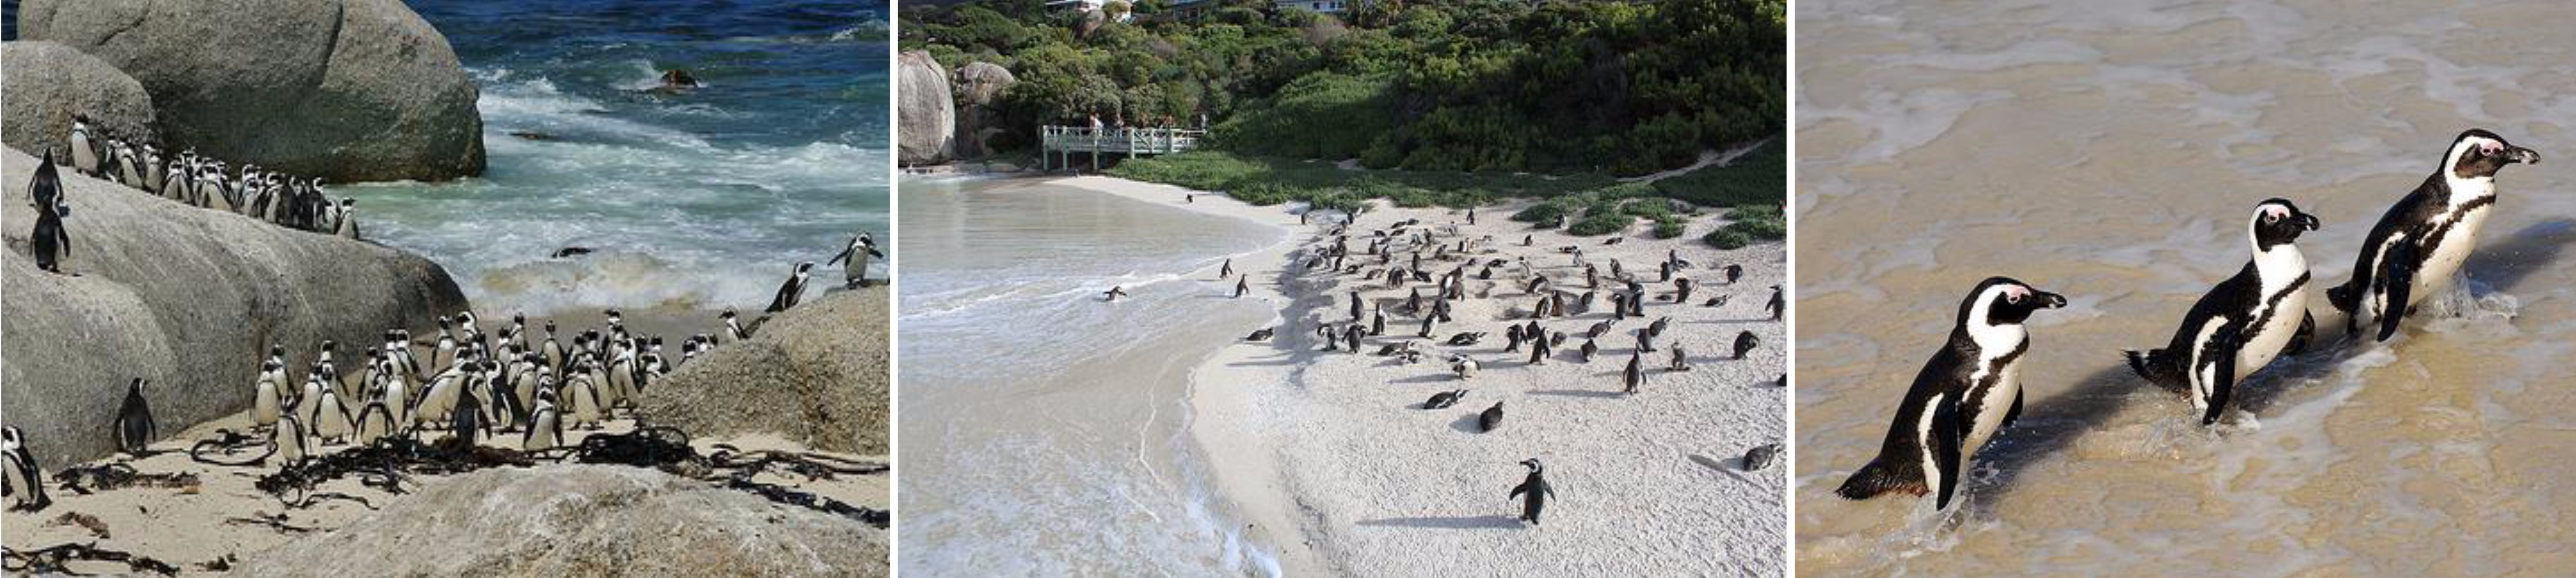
(4, 427, 52, 511)
(1835, 277, 2065, 510)
(2126, 199, 2320, 425)
(768, 262, 816, 312)
(1508, 458, 1557, 525)
(2326, 129, 2540, 342)
(114, 378, 157, 455)
(828, 231, 885, 288)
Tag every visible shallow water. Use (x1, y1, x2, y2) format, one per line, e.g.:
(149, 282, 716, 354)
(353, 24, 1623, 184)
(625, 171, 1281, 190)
(335, 0, 890, 315)
(897, 178, 1288, 577)
(1793, 0, 2576, 576)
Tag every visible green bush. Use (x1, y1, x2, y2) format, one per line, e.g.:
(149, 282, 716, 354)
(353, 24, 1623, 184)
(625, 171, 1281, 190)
(1703, 228, 1751, 250)
(1654, 139, 1786, 208)
(1566, 209, 1632, 237)
(1652, 217, 1687, 239)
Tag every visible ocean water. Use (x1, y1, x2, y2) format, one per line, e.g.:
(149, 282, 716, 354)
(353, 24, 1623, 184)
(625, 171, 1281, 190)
(336, 0, 890, 315)
(898, 177, 1288, 577)
(1794, 0, 2576, 576)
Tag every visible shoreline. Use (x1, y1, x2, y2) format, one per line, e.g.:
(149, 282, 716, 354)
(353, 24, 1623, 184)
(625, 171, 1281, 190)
(1045, 175, 1330, 577)
(1048, 173, 1788, 576)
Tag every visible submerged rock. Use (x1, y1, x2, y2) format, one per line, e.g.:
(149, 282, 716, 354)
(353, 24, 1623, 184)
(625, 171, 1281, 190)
(642, 289, 889, 455)
(0, 41, 159, 157)
(896, 51, 954, 166)
(234, 465, 888, 578)
(1, 147, 467, 463)
(16, 0, 486, 182)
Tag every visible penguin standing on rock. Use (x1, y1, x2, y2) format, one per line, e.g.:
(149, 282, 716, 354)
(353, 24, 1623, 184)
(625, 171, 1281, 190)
(827, 232, 885, 289)
(2128, 199, 2320, 425)
(1508, 458, 1556, 526)
(1836, 277, 2066, 510)
(767, 262, 815, 312)
(27, 153, 73, 274)
(2326, 129, 2540, 342)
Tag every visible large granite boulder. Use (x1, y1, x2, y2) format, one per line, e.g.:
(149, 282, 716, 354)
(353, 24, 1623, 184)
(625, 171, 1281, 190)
(641, 289, 888, 455)
(0, 41, 159, 159)
(897, 51, 954, 166)
(951, 61, 1017, 159)
(15, 0, 485, 182)
(235, 465, 889, 578)
(0, 147, 468, 463)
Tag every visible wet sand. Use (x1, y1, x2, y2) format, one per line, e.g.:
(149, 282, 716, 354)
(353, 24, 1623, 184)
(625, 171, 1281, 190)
(0, 309, 887, 575)
(1059, 176, 1789, 577)
(1793, 0, 2576, 576)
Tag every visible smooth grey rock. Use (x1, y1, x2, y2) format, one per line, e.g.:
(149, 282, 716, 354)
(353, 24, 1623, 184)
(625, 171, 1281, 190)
(1, 146, 468, 463)
(951, 61, 1016, 159)
(16, 0, 485, 182)
(897, 51, 954, 166)
(0, 41, 159, 158)
(642, 289, 888, 455)
(235, 465, 888, 578)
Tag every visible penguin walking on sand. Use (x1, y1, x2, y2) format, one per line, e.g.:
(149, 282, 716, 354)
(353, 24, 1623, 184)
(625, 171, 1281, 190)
(1234, 276, 1249, 298)
(1220, 258, 1234, 279)
(1733, 330, 1760, 360)
(1478, 401, 1504, 432)
(2326, 129, 2541, 342)
(767, 262, 816, 312)
(828, 232, 885, 289)
(1669, 343, 1691, 371)
(2126, 199, 2321, 425)
(272, 414, 311, 467)
(1623, 351, 1643, 393)
(5, 426, 53, 511)
(1766, 286, 1785, 321)
(28, 153, 73, 274)
(1508, 459, 1556, 526)
(1836, 277, 2066, 510)
(113, 378, 157, 455)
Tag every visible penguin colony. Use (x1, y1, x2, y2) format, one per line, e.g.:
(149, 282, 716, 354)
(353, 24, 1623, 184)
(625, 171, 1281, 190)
(1222, 199, 1786, 527)
(1836, 129, 2539, 512)
(32, 114, 364, 269)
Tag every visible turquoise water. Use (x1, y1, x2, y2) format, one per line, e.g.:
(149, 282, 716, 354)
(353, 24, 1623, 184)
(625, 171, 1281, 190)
(337, 0, 890, 314)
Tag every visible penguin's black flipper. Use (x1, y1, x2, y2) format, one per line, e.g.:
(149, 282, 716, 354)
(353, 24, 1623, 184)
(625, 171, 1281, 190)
(2199, 327, 2243, 426)
(2374, 239, 2418, 342)
(1929, 392, 1964, 511)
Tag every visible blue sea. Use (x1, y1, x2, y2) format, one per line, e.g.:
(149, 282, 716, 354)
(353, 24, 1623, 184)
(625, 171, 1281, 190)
(339, 0, 890, 314)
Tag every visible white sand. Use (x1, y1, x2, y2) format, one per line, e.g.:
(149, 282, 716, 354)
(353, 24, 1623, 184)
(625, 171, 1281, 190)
(1054, 176, 1788, 577)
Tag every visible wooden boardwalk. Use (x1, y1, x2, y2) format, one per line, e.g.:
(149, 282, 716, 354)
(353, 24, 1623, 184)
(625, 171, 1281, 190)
(1040, 126, 1205, 171)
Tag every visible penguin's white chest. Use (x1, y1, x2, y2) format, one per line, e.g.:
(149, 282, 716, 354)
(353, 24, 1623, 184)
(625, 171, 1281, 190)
(2413, 200, 2491, 304)
(2238, 283, 2306, 376)
(1962, 356, 2022, 457)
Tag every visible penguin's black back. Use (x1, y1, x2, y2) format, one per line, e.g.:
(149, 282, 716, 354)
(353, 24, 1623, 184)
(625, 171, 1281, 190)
(1837, 331, 1978, 500)
(2130, 262, 2263, 391)
(2328, 176, 2448, 314)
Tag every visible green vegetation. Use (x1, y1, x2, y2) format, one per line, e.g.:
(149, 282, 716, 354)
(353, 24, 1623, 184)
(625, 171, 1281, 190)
(1654, 139, 1786, 207)
(904, 0, 1785, 175)
(1705, 203, 1785, 249)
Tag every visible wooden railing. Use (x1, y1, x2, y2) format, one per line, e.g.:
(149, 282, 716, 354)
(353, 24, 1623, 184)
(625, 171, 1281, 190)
(1039, 126, 1206, 171)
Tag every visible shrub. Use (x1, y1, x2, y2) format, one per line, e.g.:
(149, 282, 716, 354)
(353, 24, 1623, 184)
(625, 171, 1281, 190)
(1651, 217, 1687, 239)
(1654, 139, 1786, 208)
(1566, 209, 1632, 236)
(1703, 228, 1751, 250)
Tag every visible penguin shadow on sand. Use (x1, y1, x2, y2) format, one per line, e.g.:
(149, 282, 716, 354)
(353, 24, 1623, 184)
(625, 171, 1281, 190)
(1355, 514, 1524, 530)
(1688, 453, 1764, 488)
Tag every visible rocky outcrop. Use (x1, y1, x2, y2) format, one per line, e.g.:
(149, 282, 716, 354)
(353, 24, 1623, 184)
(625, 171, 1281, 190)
(0, 147, 468, 463)
(641, 289, 888, 455)
(0, 41, 159, 158)
(951, 61, 1017, 159)
(897, 51, 954, 166)
(235, 465, 889, 578)
(16, 0, 485, 182)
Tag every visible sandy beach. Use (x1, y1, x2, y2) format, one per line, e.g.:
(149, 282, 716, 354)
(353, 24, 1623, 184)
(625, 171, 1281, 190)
(1049, 175, 1789, 577)
(0, 306, 889, 575)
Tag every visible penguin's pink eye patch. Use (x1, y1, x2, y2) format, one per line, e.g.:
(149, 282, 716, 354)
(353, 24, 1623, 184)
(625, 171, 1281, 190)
(2480, 142, 2503, 155)
(2003, 285, 2030, 304)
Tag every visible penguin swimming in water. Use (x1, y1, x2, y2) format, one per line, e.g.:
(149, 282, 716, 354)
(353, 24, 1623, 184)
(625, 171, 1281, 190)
(767, 262, 816, 312)
(1508, 458, 1556, 525)
(114, 378, 157, 455)
(1837, 277, 2066, 510)
(2127, 199, 2321, 425)
(1102, 286, 1129, 302)
(1478, 401, 1504, 432)
(827, 231, 885, 289)
(2326, 129, 2541, 342)
(1423, 389, 1468, 410)
(5, 426, 52, 511)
